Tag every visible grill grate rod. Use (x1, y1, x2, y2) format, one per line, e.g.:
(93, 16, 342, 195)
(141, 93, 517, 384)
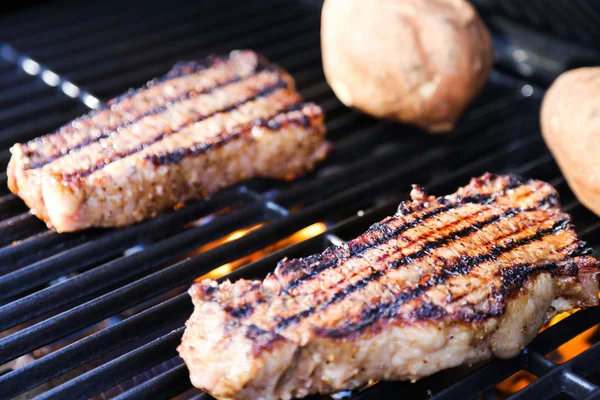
(0, 0, 151, 45)
(47, 0, 298, 73)
(111, 363, 190, 400)
(0, 294, 192, 399)
(65, 12, 319, 89)
(0, 44, 100, 109)
(36, 328, 185, 400)
(0, 190, 258, 330)
(12, 0, 235, 54)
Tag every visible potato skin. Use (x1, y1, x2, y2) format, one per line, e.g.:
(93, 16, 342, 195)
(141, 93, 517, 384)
(320, 0, 494, 133)
(541, 67, 600, 216)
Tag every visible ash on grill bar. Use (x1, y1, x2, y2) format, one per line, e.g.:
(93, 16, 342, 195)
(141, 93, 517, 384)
(1, 0, 600, 400)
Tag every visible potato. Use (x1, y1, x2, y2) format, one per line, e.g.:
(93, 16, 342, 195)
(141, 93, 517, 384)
(541, 67, 600, 216)
(320, 0, 494, 133)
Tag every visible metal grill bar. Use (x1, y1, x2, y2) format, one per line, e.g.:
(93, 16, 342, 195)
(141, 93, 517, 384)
(0, 191, 256, 328)
(85, 43, 323, 109)
(527, 352, 557, 376)
(27, 1, 234, 61)
(50, 1, 298, 75)
(0, 81, 53, 108)
(0, 110, 85, 151)
(0, 187, 240, 272)
(0, 230, 93, 273)
(68, 12, 318, 88)
(36, 329, 185, 400)
(11, 0, 202, 52)
(0, 1, 137, 42)
(111, 363, 190, 400)
(0, 295, 191, 399)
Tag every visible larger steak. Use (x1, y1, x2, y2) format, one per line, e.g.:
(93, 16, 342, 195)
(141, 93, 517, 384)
(178, 173, 600, 400)
(7, 50, 329, 232)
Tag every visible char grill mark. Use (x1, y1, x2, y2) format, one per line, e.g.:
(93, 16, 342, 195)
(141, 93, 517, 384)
(107, 57, 218, 106)
(411, 303, 446, 319)
(277, 204, 456, 289)
(225, 305, 255, 319)
(538, 192, 560, 209)
(27, 72, 251, 170)
(276, 205, 491, 301)
(270, 187, 564, 334)
(232, 188, 557, 327)
(59, 78, 293, 181)
(500, 260, 571, 297)
(274, 206, 527, 332)
(277, 179, 549, 295)
(416, 235, 595, 320)
(412, 254, 590, 323)
(316, 218, 570, 338)
(409, 260, 561, 322)
(278, 205, 465, 291)
(430, 240, 591, 308)
(144, 102, 317, 166)
(22, 51, 267, 170)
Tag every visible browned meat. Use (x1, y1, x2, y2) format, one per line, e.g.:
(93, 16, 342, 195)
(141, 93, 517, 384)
(178, 173, 600, 400)
(7, 50, 330, 232)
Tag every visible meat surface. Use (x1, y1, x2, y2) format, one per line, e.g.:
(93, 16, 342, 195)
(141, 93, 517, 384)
(7, 50, 330, 232)
(177, 173, 600, 400)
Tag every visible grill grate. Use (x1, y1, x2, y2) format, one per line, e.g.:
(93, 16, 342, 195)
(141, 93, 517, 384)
(472, 0, 600, 48)
(0, 1, 599, 399)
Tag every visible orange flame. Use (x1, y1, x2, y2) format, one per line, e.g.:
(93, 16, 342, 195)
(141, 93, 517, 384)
(495, 371, 538, 397)
(496, 307, 599, 396)
(545, 310, 597, 364)
(195, 222, 328, 281)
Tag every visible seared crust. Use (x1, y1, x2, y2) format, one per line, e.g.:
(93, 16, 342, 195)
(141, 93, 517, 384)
(178, 174, 600, 400)
(7, 50, 330, 232)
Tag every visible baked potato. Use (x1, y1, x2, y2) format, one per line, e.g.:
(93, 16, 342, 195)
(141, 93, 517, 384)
(320, 0, 494, 133)
(541, 67, 600, 216)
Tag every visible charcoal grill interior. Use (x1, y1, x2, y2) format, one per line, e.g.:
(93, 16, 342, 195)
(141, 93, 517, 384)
(1, 0, 600, 399)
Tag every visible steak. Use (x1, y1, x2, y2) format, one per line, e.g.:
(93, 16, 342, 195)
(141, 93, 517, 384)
(177, 173, 600, 400)
(7, 50, 330, 232)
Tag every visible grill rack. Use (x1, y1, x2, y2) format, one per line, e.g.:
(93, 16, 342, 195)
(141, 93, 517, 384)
(0, 1, 599, 399)
(473, 0, 600, 49)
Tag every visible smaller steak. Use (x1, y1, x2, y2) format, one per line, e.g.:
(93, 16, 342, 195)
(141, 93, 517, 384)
(7, 50, 330, 232)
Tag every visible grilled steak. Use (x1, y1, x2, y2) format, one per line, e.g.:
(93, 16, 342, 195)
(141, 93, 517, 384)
(178, 173, 600, 400)
(7, 50, 330, 232)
